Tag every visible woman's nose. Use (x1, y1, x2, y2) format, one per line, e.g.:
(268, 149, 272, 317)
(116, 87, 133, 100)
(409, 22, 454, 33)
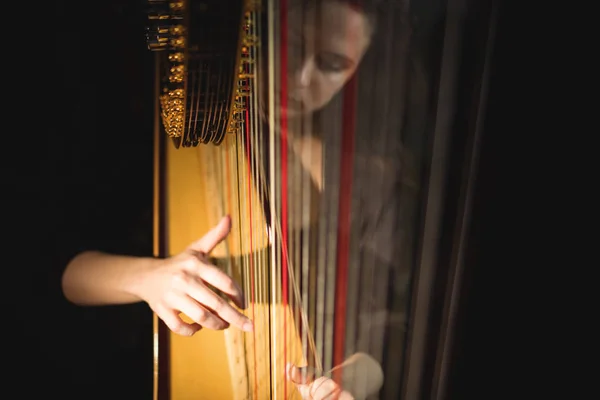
(292, 58, 315, 88)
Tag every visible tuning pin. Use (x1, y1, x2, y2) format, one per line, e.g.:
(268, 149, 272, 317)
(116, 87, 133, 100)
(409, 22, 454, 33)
(145, 24, 170, 50)
(147, 0, 184, 20)
(147, 0, 171, 20)
(145, 0, 185, 51)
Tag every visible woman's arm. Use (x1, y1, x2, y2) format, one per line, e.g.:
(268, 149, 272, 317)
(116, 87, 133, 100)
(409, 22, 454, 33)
(61, 216, 253, 336)
(62, 250, 155, 306)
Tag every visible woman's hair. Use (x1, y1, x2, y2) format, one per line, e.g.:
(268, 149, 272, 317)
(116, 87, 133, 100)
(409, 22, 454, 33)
(302, 0, 409, 34)
(312, 0, 414, 156)
(311, 0, 422, 274)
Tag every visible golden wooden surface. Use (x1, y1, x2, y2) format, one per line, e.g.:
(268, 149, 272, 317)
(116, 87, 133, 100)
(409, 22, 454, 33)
(164, 135, 304, 399)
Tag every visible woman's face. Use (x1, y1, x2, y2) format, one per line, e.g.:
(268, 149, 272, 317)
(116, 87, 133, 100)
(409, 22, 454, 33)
(278, 1, 373, 116)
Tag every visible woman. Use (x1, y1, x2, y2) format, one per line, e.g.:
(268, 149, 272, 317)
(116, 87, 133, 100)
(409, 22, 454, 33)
(63, 0, 415, 398)
(271, 2, 417, 399)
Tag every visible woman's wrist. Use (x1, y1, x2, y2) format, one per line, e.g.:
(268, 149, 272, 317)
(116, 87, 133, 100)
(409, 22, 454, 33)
(123, 255, 162, 302)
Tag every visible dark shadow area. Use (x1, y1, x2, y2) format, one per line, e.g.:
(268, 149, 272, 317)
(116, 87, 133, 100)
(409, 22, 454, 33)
(6, 1, 154, 398)
(446, 2, 531, 398)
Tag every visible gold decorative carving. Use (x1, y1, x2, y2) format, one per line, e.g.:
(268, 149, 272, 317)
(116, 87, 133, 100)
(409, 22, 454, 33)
(160, 88, 186, 138)
(225, 5, 260, 136)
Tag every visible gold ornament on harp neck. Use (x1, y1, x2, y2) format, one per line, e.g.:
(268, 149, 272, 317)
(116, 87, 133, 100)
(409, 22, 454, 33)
(242, 35, 259, 47)
(225, 6, 260, 135)
(168, 52, 184, 63)
(160, 88, 185, 138)
(232, 98, 247, 113)
(168, 1, 184, 11)
(168, 65, 185, 83)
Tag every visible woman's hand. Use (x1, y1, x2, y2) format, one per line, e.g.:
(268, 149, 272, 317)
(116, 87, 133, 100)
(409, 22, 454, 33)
(135, 216, 253, 336)
(287, 364, 354, 400)
(287, 353, 383, 400)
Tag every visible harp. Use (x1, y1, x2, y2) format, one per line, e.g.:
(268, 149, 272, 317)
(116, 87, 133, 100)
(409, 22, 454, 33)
(148, 0, 498, 399)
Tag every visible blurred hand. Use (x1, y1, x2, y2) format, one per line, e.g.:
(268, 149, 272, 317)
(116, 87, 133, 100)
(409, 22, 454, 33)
(287, 364, 354, 400)
(287, 352, 383, 400)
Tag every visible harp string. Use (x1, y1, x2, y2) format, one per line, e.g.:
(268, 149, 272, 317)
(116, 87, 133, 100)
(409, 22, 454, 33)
(267, 0, 280, 395)
(300, 2, 314, 380)
(186, 1, 366, 397)
(278, 0, 291, 397)
(251, 7, 270, 394)
(370, 4, 396, 373)
(250, 3, 327, 394)
(247, 0, 335, 396)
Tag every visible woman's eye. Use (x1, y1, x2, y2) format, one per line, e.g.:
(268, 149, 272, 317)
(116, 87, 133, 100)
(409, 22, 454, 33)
(316, 52, 353, 73)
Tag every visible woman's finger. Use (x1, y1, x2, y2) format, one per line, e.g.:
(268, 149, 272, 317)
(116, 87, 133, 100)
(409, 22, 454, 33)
(288, 364, 351, 400)
(155, 303, 202, 337)
(187, 216, 232, 254)
(194, 260, 246, 309)
(166, 291, 229, 331)
(310, 377, 342, 400)
(175, 274, 253, 332)
(287, 364, 317, 384)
